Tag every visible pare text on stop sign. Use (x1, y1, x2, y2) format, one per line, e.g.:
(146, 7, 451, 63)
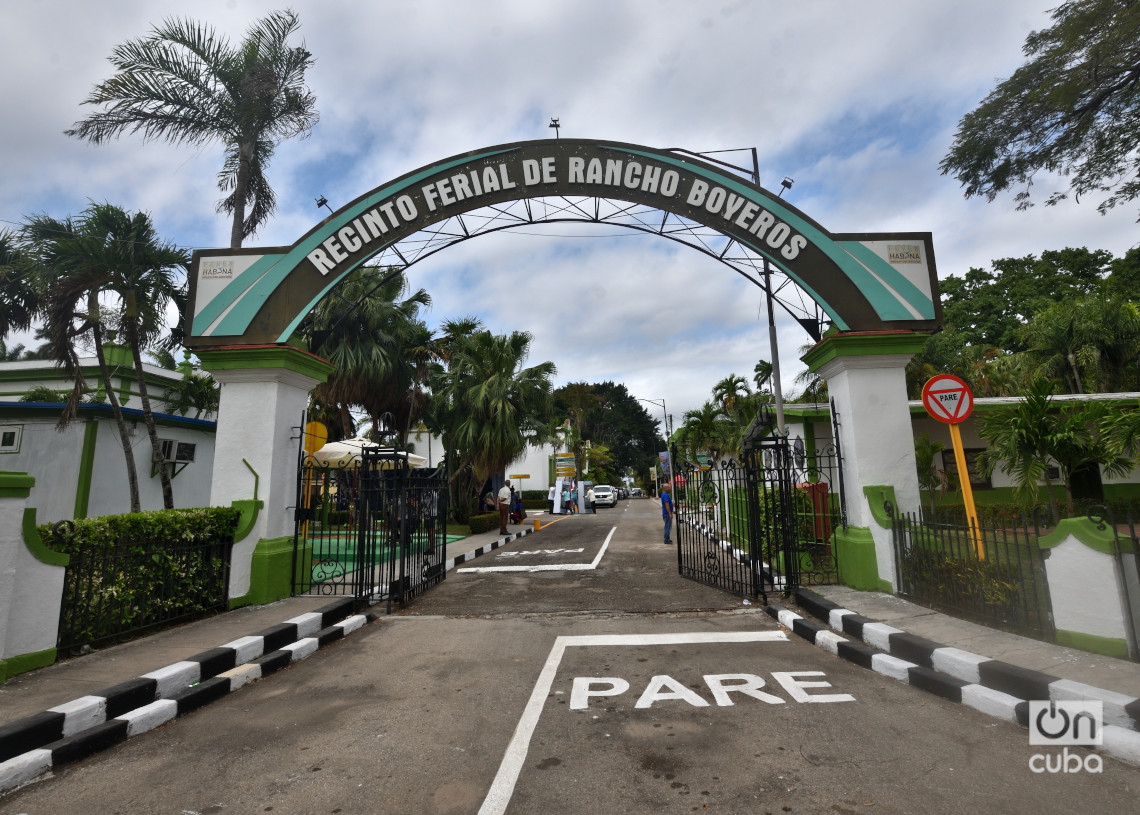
(569, 671, 854, 710)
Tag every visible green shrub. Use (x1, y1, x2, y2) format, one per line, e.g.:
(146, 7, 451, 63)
(522, 499, 546, 510)
(899, 545, 1023, 617)
(41, 507, 241, 651)
(522, 490, 546, 501)
(468, 512, 501, 534)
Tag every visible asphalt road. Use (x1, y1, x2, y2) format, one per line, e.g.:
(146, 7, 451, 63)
(3, 499, 1137, 814)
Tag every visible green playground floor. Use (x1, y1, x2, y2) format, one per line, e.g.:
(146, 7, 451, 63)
(303, 530, 466, 582)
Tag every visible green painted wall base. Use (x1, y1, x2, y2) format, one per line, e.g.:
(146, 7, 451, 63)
(230, 535, 312, 609)
(834, 524, 891, 592)
(1055, 629, 1130, 660)
(0, 647, 57, 683)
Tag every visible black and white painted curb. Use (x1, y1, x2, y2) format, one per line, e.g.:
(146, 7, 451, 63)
(445, 526, 534, 571)
(0, 599, 373, 795)
(0, 527, 534, 795)
(768, 589, 1140, 767)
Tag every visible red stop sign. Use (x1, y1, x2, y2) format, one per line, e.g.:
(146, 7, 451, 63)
(922, 374, 974, 424)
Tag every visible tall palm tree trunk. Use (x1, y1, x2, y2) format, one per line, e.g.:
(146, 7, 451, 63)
(124, 316, 174, 508)
(92, 323, 143, 512)
(229, 146, 253, 249)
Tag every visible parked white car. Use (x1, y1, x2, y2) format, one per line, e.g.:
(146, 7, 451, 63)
(593, 485, 617, 507)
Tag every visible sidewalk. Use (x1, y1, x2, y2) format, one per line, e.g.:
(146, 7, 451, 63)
(0, 518, 545, 723)
(801, 584, 1140, 699)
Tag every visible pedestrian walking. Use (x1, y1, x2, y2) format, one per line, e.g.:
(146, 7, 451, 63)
(586, 485, 596, 513)
(548, 484, 556, 515)
(661, 483, 674, 544)
(498, 479, 512, 535)
(561, 484, 572, 515)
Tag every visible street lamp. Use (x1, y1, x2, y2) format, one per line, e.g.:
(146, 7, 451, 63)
(637, 396, 672, 494)
(761, 175, 795, 435)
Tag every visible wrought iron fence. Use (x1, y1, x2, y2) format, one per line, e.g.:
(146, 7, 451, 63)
(887, 503, 1054, 639)
(293, 423, 448, 611)
(671, 427, 844, 601)
(54, 521, 233, 655)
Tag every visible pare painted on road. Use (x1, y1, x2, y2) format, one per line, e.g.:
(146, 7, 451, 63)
(570, 671, 854, 709)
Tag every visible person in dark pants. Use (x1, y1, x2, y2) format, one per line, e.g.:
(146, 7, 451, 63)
(548, 484, 556, 515)
(661, 483, 674, 544)
(497, 479, 512, 535)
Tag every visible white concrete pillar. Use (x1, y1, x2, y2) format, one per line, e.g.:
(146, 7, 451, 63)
(1039, 519, 1135, 660)
(0, 472, 68, 680)
(802, 332, 928, 588)
(197, 346, 334, 599)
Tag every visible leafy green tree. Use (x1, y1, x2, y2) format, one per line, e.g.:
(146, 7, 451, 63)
(66, 10, 318, 248)
(1107, 247, 1140, 297)
(941, 0, 1140, 220)
(582, 442, 618, 486)
(552, 381, 662, 485)
(939, 249, 1110, 352)
(557, 381, 602, 483)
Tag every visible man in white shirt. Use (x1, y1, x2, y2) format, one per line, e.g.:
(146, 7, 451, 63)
(498, 479, 512, 535)
(548, 484, 556, 515)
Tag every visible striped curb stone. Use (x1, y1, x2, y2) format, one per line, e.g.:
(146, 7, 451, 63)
(764, 595, 1140, 768)
(445, 527, 533, 571)
(0, 599, 369, 795)
(1, 528, 531, 795)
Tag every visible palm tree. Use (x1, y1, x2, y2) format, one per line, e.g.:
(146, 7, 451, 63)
(65, 10, 318, 248)
(913, 433, 948, 518)
(0, 229, 40, 339)
(429, 329, 556, 519)
(23, 204, 188, 510)
(679, 402, 733, 463)
(752, 360, 773, 393)
(977, 378, 1133, 519)
(161, 353, 221, 419)
(299, 267, 431, 439)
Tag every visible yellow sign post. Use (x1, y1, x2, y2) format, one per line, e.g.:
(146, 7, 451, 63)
(921, 375, 982, 558)
(300, 421, 328, 539)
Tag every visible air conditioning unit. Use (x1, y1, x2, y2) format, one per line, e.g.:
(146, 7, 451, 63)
(156, 439, 197, 463)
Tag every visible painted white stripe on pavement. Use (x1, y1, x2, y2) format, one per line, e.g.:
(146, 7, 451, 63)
(459, 527, 616, 573)
(477, 630, 788, 815)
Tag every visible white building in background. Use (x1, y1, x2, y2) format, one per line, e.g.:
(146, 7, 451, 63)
(0, 346, 218, 523)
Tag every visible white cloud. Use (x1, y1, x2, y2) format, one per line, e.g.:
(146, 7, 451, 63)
(3, 0, 1135, 423)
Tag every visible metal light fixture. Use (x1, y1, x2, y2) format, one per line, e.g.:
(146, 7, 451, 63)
(315, 195, 333, 214)
(779, 177, 794, 197)
(549, 117, 560, 139)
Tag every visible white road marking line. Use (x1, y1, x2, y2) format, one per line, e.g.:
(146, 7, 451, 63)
(458, 527, 616, 573)
(477, 629, 788, 815)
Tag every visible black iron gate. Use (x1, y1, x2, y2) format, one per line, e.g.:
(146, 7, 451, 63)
(292, 418, 448, 611)
(673, 406, 844, 602)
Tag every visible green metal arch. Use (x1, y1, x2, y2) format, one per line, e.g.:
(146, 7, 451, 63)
(186, 138, 941, 348)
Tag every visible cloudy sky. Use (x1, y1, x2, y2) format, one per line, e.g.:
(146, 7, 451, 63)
(3, 0, 1137, 428)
